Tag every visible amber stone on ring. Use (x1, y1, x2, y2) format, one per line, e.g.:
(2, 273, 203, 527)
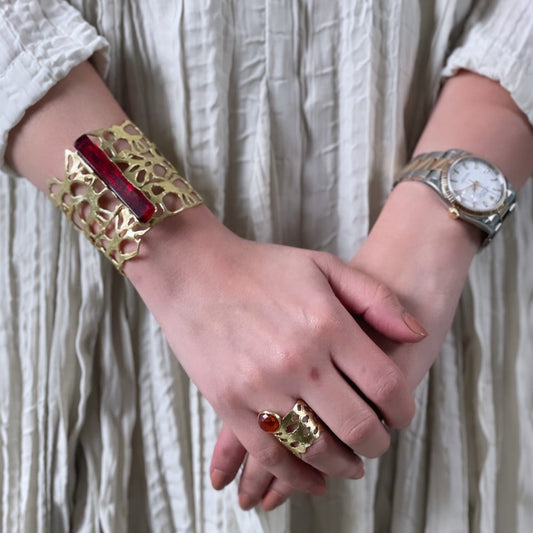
(258, 412, 281, 433)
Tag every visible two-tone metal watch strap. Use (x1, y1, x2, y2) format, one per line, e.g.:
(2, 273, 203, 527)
(393, 149, 471, 191)
(393, 149, 515, 247)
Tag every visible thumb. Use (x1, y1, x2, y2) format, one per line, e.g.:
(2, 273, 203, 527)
(210, 423, 247, 490)
(316, 254, 427, 343)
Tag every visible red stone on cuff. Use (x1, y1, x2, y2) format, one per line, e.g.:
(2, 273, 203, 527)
(74, 134, 155, 223)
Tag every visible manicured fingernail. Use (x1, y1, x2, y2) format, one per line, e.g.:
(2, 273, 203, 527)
(210, 468, 230, 490)
(402, 311, 428, 337)
(239, 492, 257, 510)
(262, 490, 287, 511)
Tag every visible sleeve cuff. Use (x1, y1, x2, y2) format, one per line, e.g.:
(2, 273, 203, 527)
(0, 1, 109, 172)
(443, 20, 533, 127)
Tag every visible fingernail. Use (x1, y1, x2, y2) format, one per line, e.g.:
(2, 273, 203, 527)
(402, 311, 428, 337)
(210, 468, 230, 490)
(239, 492, 258, 510)
(262, 490, 287, 511)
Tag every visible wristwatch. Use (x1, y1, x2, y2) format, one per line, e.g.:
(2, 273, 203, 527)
(394, 149, 516, 246)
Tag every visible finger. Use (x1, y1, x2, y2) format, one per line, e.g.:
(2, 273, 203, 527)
(210, 423, 246, 490)
(238, 455, 277, 510)
(261, 478, 298, 512)
(244, 396, 365, 479)
(315, 253, 427, 342)
(331, 313, 416, 429)
(238, 455, 299, 512)
(229, 392, 369, 491)
(306, 367, 392, 458)
(298, 424, 366, 476)
(230, 413, 328, 496)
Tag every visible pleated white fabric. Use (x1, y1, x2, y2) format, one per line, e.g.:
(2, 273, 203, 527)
(1, 1, 533, 531)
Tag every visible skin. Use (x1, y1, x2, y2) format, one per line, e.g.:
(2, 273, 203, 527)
(6, 61, 426, 497)
(6, 63, 533, 511)
(209, 70, 533, 510)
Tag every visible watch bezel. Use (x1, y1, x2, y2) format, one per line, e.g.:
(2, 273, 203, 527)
(442, 155, 509, 216)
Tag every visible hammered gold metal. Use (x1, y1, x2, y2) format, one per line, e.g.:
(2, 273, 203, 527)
(48, 120, 203, 272)
(272, 400, 323, 457)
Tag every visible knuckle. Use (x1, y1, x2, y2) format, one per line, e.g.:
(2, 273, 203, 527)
(274, 334, 325, 377)
(274, 345, 306, 377)
(254, 444, 286, 469)
(367, 367, 415, 428)
(211, 384, 240, 411)
(302, 299, 341, 338)
(341, 413, 380, 450)
(308, 313, 339, 340)
(372, 368, 405, 406)
(214, 439, 237, 462)
(372, 281, 397, 307)
(212, 372, 259, 412)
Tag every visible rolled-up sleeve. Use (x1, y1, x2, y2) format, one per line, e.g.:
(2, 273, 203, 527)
(443, 0, 533, 125)
(0, 0, 108, 170)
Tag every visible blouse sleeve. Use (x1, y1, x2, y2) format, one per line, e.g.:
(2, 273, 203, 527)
(443, 0, 533, 125)
(0, 0, 108, 170)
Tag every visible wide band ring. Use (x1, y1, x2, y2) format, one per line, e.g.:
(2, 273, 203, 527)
(257, 400, 323, 457)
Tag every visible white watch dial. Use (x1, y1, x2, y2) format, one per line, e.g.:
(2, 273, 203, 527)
(447, 157, 506, 213)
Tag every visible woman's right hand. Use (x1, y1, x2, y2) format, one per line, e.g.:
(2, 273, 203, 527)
(125, 205, 426, 494)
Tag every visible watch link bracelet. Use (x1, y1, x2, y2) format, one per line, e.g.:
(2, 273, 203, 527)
(394, 149, 516, 246)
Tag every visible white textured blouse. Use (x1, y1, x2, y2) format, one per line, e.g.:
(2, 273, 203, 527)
(1, 1, 533, 532)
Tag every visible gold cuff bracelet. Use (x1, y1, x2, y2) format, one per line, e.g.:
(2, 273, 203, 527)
(48, 120, 203, 272)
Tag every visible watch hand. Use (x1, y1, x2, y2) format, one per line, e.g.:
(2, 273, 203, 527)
(476, 183, 498, 194)
(454, 181, 475, 193)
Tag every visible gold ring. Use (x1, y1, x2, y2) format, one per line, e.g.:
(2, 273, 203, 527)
(257, 400, 323, 457)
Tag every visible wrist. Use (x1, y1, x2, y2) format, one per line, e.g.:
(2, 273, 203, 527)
(353, 182, 480, 388)
(354, 182, 478, 310)
(124, 205, 239, 311)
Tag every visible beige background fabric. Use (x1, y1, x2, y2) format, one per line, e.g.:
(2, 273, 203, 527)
(1, 1, 533, 531)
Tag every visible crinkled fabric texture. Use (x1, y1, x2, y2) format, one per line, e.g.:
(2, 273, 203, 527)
(0, 0, 108, 170)
(1, 0, 533, 532)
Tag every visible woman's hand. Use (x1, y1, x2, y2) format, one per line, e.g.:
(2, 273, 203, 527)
(208, 70, 533, 511)
(126, 205, 426, 496)
(208, 180, 482, 510)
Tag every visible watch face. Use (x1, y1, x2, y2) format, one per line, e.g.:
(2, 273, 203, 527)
(446, 157, 507, 213)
